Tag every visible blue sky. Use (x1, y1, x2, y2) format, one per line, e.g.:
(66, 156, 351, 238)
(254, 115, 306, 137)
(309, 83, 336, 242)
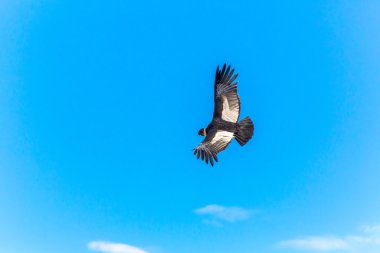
(1, 1, 380, 253)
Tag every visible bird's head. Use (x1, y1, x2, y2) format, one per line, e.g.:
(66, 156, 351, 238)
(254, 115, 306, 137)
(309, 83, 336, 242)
(198, 128, 207, 136)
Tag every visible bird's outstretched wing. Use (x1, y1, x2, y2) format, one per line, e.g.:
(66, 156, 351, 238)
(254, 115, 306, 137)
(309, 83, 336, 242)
(193, 129, 234, 166)
(213, 64, 240, 123)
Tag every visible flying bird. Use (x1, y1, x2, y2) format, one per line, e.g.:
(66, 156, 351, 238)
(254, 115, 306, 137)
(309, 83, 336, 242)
(194, 64, 254, 166)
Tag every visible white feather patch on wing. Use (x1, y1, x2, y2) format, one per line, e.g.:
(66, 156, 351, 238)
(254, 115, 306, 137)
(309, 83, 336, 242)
(221, 96, 239, 122)
(210, 130, 234, 145)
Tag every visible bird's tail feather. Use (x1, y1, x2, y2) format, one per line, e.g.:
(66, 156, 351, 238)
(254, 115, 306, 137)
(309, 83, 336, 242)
(235, 117, 254, 146)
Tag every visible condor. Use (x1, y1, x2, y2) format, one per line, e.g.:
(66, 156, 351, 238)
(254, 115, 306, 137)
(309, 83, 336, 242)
(194, 64, 254, 166)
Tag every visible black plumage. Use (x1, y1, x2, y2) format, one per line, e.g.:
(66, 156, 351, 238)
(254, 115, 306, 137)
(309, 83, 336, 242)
(194, 64, 254, 166)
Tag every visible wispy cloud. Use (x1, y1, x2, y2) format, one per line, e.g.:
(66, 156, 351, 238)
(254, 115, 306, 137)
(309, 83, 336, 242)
(277, 224, 380, 252)
(194, 204, 256, 225)
(278, 236, 349, 251)
(347, 235, 380, 244)
(361, 224, 380, 234)
(88, 241, 148, 253)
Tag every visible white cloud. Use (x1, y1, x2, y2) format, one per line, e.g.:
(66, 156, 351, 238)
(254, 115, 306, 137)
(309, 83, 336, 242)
(277, 224, 380, 252)
(347, 235, 380, 244)
(194, 204, 255, 225)
(88, 241, 148, 253)
(362, 224, 380, 234)
(278, 236, 350, 251)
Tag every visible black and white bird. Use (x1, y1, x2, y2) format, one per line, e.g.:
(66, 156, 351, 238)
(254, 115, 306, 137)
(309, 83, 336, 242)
(194, 64, 254, 166)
